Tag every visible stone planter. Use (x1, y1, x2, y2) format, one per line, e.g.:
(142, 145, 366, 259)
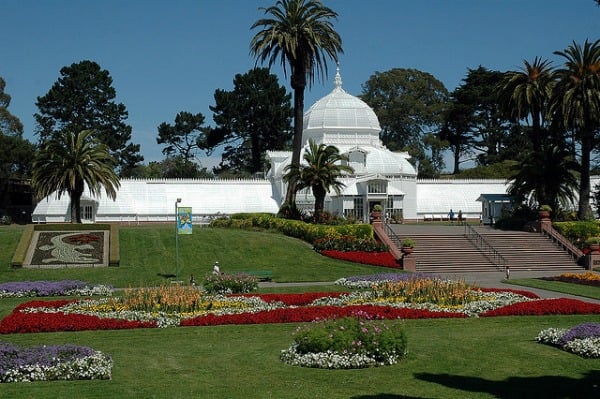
(401, 246, 414, 255)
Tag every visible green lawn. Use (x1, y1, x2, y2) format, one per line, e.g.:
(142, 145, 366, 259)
(0, 314, 598, 398)
(1, 224, 600, 398)
(0, 225, 384, 287)
(507, 278, 600, 300)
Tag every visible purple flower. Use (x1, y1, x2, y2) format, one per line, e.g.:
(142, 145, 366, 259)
(558, 322, 600, 346)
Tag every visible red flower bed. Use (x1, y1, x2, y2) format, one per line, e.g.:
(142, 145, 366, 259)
(0, 300, 157, 334)
(321, 250, 400, 268)
(181, 305, 466, 327)
(235, 292, 345, 306)
(4, 294, 600, 333)
(481, 298, 600, 317)
(478, 287, 540, 299)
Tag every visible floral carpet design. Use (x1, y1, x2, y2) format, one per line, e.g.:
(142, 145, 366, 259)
(25, 231, 108, 268)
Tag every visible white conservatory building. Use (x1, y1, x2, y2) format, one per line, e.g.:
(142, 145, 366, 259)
(32, 69, 510, 224)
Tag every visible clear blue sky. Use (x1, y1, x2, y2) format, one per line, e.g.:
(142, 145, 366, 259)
(1, 0, 598, 170)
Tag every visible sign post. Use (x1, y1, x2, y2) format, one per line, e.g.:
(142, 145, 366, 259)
(176, 202, 192, 280)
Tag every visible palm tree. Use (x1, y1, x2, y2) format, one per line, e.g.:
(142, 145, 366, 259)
(250, 0, 343, 217)
(283, 139, 353, 221)
(552, 39, 600, 219)
(498, 57, 555, 153)
(32, 129, 120, 223)
(507, 144, 579, 213)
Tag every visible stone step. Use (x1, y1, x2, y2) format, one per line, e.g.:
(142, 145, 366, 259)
(386, 227, 584, 274)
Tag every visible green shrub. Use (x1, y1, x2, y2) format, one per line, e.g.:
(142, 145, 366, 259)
(554, 221, 600, 248)
(291, 316, 407, 366)
(211, 213, 373, 244)
(201, 272, 258, 294)
(313, 235, 388, 252)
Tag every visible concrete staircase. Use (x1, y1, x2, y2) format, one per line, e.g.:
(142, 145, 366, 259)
(386, 224, 584, 274)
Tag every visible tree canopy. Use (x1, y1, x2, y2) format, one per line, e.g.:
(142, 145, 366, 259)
(0, 77, 35, 180)
(283, 139, 353, 221)
(208, 68, 292, 176)
(360, 68, 449, 175)
(34, 60, 143, 176)
(32, 130, 120, 223)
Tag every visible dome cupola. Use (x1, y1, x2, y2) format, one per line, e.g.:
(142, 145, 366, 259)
(302, 67, 381, 144)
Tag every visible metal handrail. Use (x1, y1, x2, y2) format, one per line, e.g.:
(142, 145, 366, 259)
(463, 224, 507, 270)
(540, 223, 584, 260)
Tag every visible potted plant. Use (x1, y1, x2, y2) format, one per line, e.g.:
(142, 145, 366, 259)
(538, 205, 552, 220)
(371, 204, 383, 222)
(585, 237, 600, 252)
(400, 237, 415, 254)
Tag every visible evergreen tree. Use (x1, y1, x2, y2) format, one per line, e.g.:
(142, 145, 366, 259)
(208, 68, 292, 175)
(34, 60, 143, 176)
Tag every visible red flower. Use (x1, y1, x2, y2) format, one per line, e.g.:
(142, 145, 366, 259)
(321, 250, 400, 268)
(481, 298, 600, 317)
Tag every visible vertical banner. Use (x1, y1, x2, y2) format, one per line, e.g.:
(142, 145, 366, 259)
(177, 207, 192, 234)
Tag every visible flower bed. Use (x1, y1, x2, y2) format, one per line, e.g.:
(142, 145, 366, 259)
(280, 315, 407, 369)
(539, 271, 600, 288)
(321, 250, 399, 268)
(537, 322, 600, 358)
(0, 280, 113, 298)
(2, 275, 600, 334)
(0, 341, 112, 382)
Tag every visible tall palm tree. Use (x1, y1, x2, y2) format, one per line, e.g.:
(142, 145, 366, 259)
(498, 57, 555, 153)
(250, 0, 343, 217)
(507, 144, 579, 213)
(552, 39, 600, 219)
(283, 139, 353, 221)
(32, 129, 120, 223)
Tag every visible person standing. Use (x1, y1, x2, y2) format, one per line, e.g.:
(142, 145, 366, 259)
(448, 209, 455, 225)
(458, 210, 463, 225)
(213, 261, 220, 274)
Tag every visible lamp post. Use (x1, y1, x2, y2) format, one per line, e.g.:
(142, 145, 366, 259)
(175, 198, 182, 280)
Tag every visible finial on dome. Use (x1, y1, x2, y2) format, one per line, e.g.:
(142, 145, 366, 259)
(334, 63, 342, 89)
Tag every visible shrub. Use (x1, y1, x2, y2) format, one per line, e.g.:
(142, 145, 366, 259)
(281, 315, 407, 368)
(400, 237, 415, 248)
(313, 235, 388, 252)
(202, 272, 258, 294)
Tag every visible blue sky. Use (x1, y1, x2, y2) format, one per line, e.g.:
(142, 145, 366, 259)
(1, 0, 599, 170)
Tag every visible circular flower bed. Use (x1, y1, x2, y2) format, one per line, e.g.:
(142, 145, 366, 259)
(280, 313, 407, 369)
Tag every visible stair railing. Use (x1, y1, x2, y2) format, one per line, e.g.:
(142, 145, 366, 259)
(463, 224, 507, 271)
(540, 222, 584, 260)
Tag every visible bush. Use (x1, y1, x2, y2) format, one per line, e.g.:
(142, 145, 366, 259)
(313, 235, 388, 252)
(281, 315, 407, 368)
(210, 213, 374, 244)
(554, 221, 600, 249)
(202, 272, 258, 294)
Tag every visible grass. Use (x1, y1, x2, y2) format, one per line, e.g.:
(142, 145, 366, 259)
(0, 313, 598, 398)
(0, 225, 384, 287)
(1, 224, 600, 397)
(507, 278, 600, 300)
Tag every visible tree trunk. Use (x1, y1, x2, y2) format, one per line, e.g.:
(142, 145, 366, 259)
(312, 185, 326, 221)
(281, 70, 306, 217)
(578, 132, 593, 220)
(452, 143, 460, 174)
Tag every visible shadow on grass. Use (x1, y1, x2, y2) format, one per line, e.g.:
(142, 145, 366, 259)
(415, 370, 600, 399)
(157, 273, 176, 279)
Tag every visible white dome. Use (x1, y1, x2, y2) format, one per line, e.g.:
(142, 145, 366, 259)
(303, 68, 380, 144)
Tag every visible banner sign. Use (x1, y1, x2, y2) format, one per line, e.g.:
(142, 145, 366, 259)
(177, 207, 192, 235)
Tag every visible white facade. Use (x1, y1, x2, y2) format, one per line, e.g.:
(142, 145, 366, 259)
(32, 69, 512, 224)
